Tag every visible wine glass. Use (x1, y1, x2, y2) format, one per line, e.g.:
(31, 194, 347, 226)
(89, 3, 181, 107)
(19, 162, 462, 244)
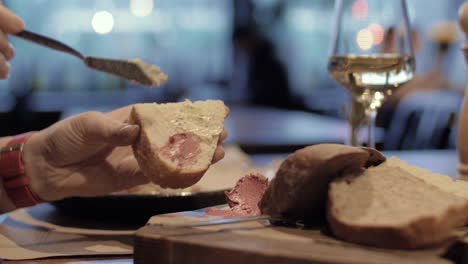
(328, 0, 415, 148)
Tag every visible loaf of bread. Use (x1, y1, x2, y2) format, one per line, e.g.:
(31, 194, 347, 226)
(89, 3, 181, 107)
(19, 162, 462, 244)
(258, 143, 468, 249)
(381, 157, 468, 201)
(130, 100, 229, 188)
(327, 165, 468, 249)
(259, 144, 383, 224)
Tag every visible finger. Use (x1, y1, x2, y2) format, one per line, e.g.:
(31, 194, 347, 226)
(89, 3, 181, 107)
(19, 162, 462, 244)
(0, 32, 14, 60)
(64, 157, 149, 198)
(0, 5, 24, 34)
(212, 146, 225, 163)
(0, 53, 9, 79)
(219, 128, 228, 143)
(72, 111, 140, 147)
(105, 105, 132, 122)
(112, 157, 149, 191)
(212, 129, 227, 163)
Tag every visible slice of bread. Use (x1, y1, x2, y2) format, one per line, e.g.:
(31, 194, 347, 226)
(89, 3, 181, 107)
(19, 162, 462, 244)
(327, 165, 468, 249)
(130, 100, 229, 188)
(381, 157, 468, 201)
(259, 144, 382, 224)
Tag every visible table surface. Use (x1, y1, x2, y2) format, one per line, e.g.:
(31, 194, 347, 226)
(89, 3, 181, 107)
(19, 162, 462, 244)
(0, 150, 460, 263)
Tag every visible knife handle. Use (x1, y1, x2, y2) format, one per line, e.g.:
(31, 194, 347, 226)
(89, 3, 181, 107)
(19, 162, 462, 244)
(15, 30, 85, 60)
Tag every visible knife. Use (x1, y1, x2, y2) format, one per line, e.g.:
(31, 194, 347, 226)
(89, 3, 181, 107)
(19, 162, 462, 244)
(14, 30, 168, 87)
(150, 214, 304, 229)
(152, 215, 273, 228)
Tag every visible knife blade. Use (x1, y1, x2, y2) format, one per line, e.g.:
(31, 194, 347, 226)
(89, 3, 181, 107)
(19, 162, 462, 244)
(152, 214, 272, 228)
(14, 30, 168, 87)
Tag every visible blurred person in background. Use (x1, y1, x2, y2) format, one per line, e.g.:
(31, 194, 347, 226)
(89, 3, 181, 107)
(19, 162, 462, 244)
(385, 22, 459, 106)
(228, 0, 304, 110)
(376, 22, 463, 149)
(378, 23, 460, 129)
(0, 4, 227, 213)
(228, 24, 295, 109)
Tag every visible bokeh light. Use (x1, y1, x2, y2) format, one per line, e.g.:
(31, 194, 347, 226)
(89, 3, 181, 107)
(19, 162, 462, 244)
(368, 23, 384, 45)
(352, 0, 368, 20)
(130, 0, 154, 17)
(91, 11, 114, 34)
(356, 28, 373, 50)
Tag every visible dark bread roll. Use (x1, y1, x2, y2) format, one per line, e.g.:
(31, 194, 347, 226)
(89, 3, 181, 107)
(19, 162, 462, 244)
(259, 144, 383, 224)
(360, 147, 386, 167)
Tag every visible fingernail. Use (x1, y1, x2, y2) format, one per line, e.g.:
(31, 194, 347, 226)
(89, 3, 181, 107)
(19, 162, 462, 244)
(111, 124, 139, 146)
(6, 44, 14, 60)
(119, 124, 139, 137)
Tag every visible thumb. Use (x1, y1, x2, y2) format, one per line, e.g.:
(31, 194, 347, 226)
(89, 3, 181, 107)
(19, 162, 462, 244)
(0, 5, 25, 34)
(72, 111, 140, 146)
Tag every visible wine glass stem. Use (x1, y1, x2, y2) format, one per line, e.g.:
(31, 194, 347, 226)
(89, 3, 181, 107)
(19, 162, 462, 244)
(367, 109, 377, 149)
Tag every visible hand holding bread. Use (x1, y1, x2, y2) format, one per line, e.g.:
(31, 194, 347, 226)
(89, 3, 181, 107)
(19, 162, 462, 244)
(22, 110, 149, 202)
(18, 100, 227, 205)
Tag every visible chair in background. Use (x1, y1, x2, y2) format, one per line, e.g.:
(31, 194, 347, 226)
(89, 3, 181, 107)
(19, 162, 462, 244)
(384, 90, 463, 150)
(304, 87, 350, 118)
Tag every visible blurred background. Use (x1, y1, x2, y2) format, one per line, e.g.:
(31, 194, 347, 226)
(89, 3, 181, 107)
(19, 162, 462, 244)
(1, 0, 467, 150)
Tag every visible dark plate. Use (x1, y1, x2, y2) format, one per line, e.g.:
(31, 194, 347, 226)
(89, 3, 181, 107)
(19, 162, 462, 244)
(51, 190, 227, 226)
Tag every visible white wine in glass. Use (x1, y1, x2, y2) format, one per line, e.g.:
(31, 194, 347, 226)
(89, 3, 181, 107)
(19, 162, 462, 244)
(328, 0, 415, 148)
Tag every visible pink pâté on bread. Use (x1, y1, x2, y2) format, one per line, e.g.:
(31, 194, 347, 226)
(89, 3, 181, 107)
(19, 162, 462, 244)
(205, 173, 269, 218)
(130, 100, 229, 189)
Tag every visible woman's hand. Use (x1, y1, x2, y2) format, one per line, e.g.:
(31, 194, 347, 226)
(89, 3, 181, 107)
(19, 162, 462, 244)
(21, 106, 227, 202)
(0, 3, 24, 79)
(22, 109, 148, 202)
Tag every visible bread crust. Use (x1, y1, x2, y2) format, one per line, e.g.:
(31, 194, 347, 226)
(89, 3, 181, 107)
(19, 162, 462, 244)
(327, 193, 468, 249)
(259, 144, 377, 223)
(130, 102, 228, 189)
(360, 147, 386, 167)
(327, 168, 468, 249)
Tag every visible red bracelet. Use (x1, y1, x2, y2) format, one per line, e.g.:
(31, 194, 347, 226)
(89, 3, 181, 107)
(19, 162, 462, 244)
(0, 132, 43, 208)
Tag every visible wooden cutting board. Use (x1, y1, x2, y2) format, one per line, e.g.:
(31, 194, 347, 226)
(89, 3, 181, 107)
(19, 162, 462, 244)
(133, 207, 466, 264)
